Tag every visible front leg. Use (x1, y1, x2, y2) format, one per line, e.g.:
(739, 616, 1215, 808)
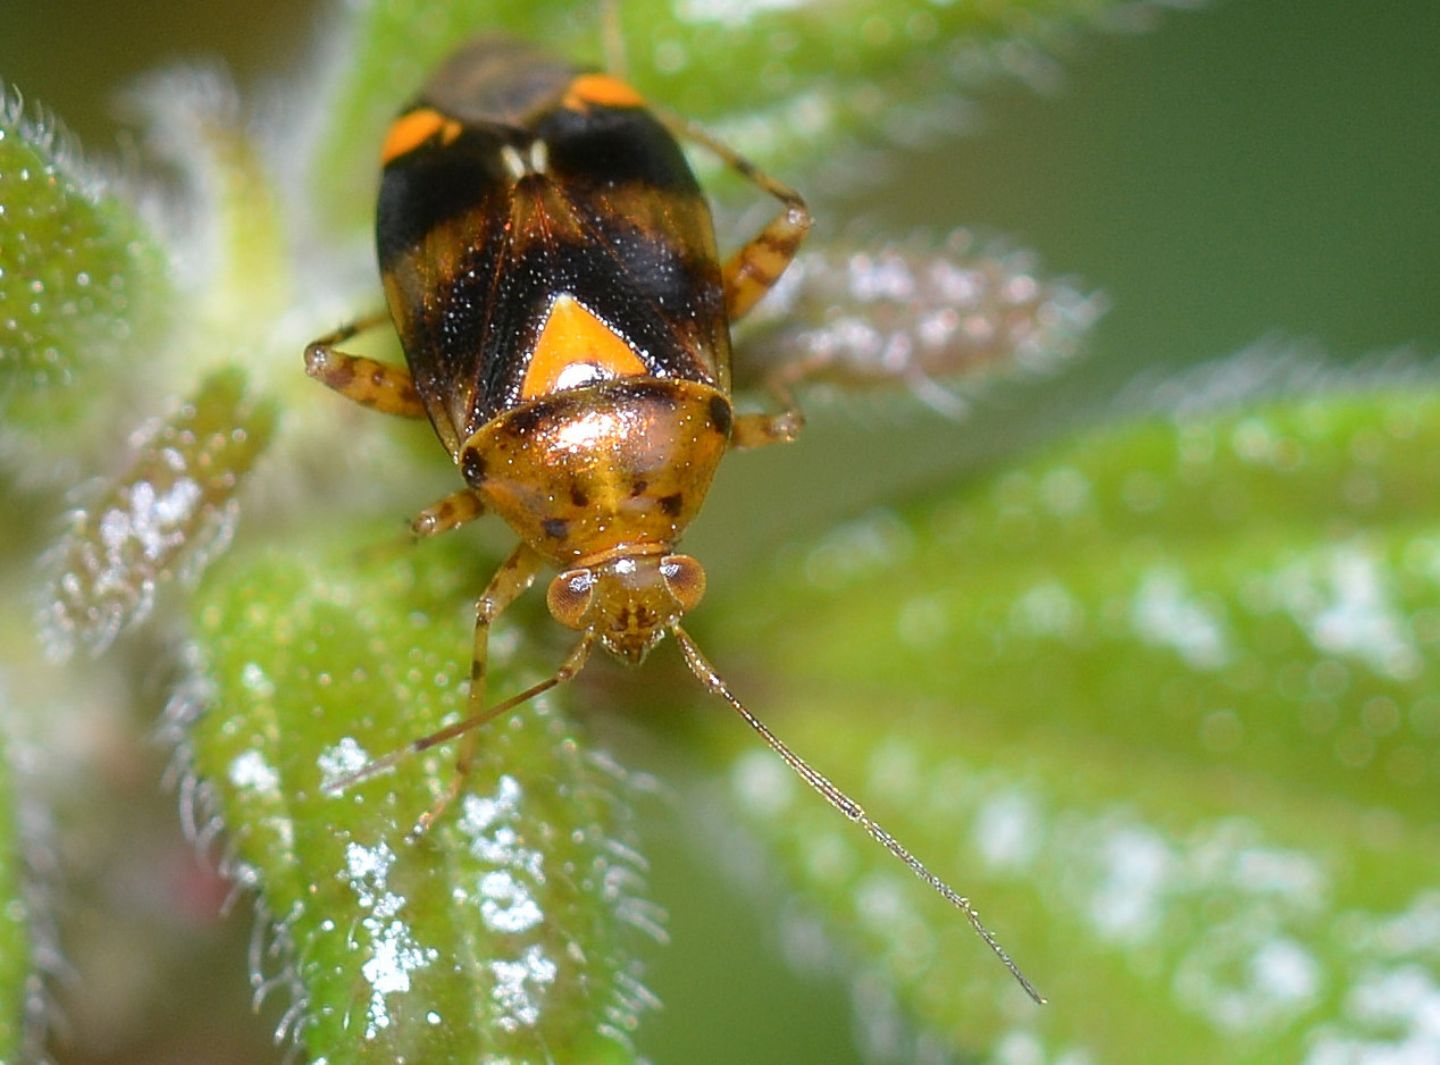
(304, 313, 426, 417)
(730, 380, 804, 450)
(411, 489, 487, 540)
(415, 543, 545, 833)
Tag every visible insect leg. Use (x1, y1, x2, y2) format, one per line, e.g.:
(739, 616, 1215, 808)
(326, 632, 595, 804)
(411, 489, 487, 540)
(659, 116, 812, 443)
(415, 543, 545, 833)
(350, 489, 487, 567)
(729, 380, 804, 450)
(304, 313, 425, 417)
(663, 116, 813, 322)
(600, 0, 629, 80)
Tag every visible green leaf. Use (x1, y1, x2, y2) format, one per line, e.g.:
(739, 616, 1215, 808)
(40, 365, 275, 656)
(186, 526, 658, 1063)
(120, 67, 292, 346)
(0, 89, 171, 438)
(0, 1, 1220, 1060)
(0, 730, 33, 1064)
(707, 385, 1440, 1060)
(308, 0, 1143, 235)
(41, 367, 277, 657)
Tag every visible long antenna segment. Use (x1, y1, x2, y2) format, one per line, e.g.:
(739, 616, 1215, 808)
(672, 625, 1046, 1005)
(324, 635, 595, 795)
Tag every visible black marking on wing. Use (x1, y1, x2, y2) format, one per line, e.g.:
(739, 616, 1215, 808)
(378, 102, 731, 449)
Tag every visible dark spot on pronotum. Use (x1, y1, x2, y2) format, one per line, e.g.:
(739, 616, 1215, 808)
(658, 492, 683, 517)
(629, 478, 649, 498)
(708, 395, 732, 436)
(505, 404, 548, 436)
(569, 484, 590, 508)
(461, 450, 487, 485)
(542, 517, 568, 539)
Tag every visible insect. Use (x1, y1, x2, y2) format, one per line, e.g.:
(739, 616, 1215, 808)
(305, 36, 1043, 1003)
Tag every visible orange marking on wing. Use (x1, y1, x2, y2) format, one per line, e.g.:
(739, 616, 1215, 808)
(521, 295, 649, 400)
(562, 73, 645, 111)
(381, 108, 459, 165)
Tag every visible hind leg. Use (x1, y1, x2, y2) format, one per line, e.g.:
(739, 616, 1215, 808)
(663, 118, 812, 447)
(304, 314, 425, 417)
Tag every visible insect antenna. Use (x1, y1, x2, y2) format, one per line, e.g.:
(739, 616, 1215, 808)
(324, 633, 596, 794)
(599, 0, 629, 79)
(672, 625, 1046, 1005)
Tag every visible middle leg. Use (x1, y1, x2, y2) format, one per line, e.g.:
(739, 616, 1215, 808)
(411, 489, 487, 540)
(730, 379, 804, 449)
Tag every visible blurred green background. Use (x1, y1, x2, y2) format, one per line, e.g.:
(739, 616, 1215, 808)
(3, 0, 1437, 1062)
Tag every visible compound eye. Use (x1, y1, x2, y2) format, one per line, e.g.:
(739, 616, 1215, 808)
(547, 569, 595, 630)
(660, 554, 706, 614)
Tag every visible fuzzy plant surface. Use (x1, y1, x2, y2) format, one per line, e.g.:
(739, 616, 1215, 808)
(0, 731, 31, 1064)
(709, 384, 1440, 1062)
(2, 1, 1433, 1064)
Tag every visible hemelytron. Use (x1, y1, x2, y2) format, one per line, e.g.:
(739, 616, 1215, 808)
(304, 35, 1043, 1003)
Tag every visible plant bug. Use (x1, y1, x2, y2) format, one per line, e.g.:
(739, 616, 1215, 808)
(305, 35, 1044, 1004)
